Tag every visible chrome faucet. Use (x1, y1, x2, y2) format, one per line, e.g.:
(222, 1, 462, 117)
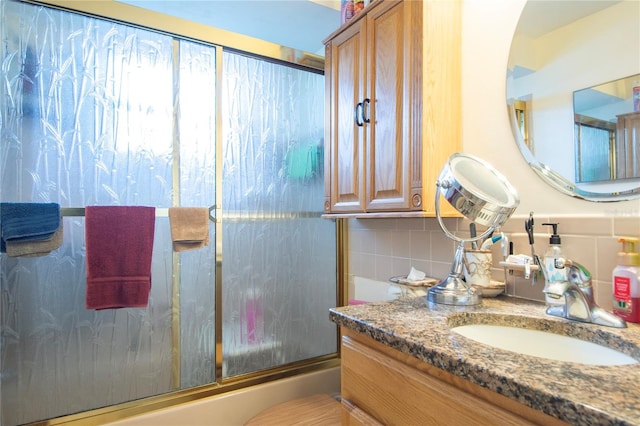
(543, 260, 627, 328)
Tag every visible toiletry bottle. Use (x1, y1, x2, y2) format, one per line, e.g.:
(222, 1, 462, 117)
(542, 223, 567, 306)
(613, 237, 640, 323)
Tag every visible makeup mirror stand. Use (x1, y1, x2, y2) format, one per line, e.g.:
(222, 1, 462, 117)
(427, 153, 520, 306)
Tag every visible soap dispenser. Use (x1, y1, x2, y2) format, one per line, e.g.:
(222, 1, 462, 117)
(613, 237, 640, 323)
(542, 223, 567, 306)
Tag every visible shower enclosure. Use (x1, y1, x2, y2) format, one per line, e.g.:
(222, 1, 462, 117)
(0, 1, 337, 424)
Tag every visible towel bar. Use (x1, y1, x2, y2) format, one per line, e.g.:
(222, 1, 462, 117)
(60, 207, 217, 222)
(60, 207, 170, 217)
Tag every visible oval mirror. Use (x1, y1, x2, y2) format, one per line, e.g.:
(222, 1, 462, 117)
(506, 0, 640, 201)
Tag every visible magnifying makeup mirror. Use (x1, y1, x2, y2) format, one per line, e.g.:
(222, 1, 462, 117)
(427, 153, 520, 306)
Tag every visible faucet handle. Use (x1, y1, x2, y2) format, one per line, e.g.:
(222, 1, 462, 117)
(542, 280, 570, 298)
(565, 260, 592, 288)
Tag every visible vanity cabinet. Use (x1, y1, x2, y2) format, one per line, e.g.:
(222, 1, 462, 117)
(340, 329, 567, 425)
(323, 0, 461, 217)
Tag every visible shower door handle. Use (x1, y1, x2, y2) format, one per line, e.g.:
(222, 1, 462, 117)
(208, 205, 217, 223)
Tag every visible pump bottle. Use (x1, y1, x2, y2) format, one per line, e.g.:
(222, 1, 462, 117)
(542, 223, 567, 306)
(613, 237, 640, 323)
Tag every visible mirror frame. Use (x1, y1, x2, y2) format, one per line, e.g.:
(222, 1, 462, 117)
(508, 107, 640, 202)
(507, 0, 640, 202)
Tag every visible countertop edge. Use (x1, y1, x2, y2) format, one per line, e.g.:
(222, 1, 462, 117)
(329, 297, 640, 426)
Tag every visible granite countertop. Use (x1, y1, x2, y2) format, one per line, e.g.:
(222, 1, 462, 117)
(329, 296, 640, 425)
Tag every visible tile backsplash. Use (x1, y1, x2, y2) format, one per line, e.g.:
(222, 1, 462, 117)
(346, 215, 640, 310)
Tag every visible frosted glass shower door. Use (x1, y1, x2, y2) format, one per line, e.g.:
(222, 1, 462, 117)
(0, 2, 217, 423)
(221, 53, 337, 377)
(1, 1, 337, 424)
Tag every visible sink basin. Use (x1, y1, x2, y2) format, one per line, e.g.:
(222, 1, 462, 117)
(451, 324, 638, 366)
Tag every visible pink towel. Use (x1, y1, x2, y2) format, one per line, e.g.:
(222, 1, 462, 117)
(85, 206, 155, 310)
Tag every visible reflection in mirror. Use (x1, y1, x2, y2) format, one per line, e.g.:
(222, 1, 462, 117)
(507, 0, 640, 201)
(574, 74, 640, 183)
(513, 99, 532, 150)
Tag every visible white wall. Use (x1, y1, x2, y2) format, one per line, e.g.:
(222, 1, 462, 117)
(528, 2, 636, 190)
(461, 0, 640, 217)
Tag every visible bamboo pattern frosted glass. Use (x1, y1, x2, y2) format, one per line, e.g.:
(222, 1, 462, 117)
(221, 52, 336, 377)
(1, 1, 335, 424)
(1, 3, 176, 424)
(177, 40, 217, 389)
(574, 123, 613, 182)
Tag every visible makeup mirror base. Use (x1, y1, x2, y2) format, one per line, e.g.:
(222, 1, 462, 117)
(428, 276, 482, 306)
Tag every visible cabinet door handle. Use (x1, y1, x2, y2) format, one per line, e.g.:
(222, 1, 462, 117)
(355, 102, 364, 127)
(362, 98, 371, 123)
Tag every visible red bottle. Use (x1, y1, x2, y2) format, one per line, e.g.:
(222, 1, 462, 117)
(613, 237, 640, 323)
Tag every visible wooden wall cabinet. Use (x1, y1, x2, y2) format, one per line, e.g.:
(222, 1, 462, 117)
(340, 329, 567, 425)
(615, 111, 640, 179)
(323, 0, 461, 217)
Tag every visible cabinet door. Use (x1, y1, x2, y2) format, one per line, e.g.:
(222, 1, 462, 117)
(616, 111, 640, 179)
(341, 335, 542, 425)
(365, 0, 420, 211)
(325, 19, 367, 213)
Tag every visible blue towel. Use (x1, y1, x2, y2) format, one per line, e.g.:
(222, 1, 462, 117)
(286, 145, 320, 179)
(0, 202, 61, 253)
